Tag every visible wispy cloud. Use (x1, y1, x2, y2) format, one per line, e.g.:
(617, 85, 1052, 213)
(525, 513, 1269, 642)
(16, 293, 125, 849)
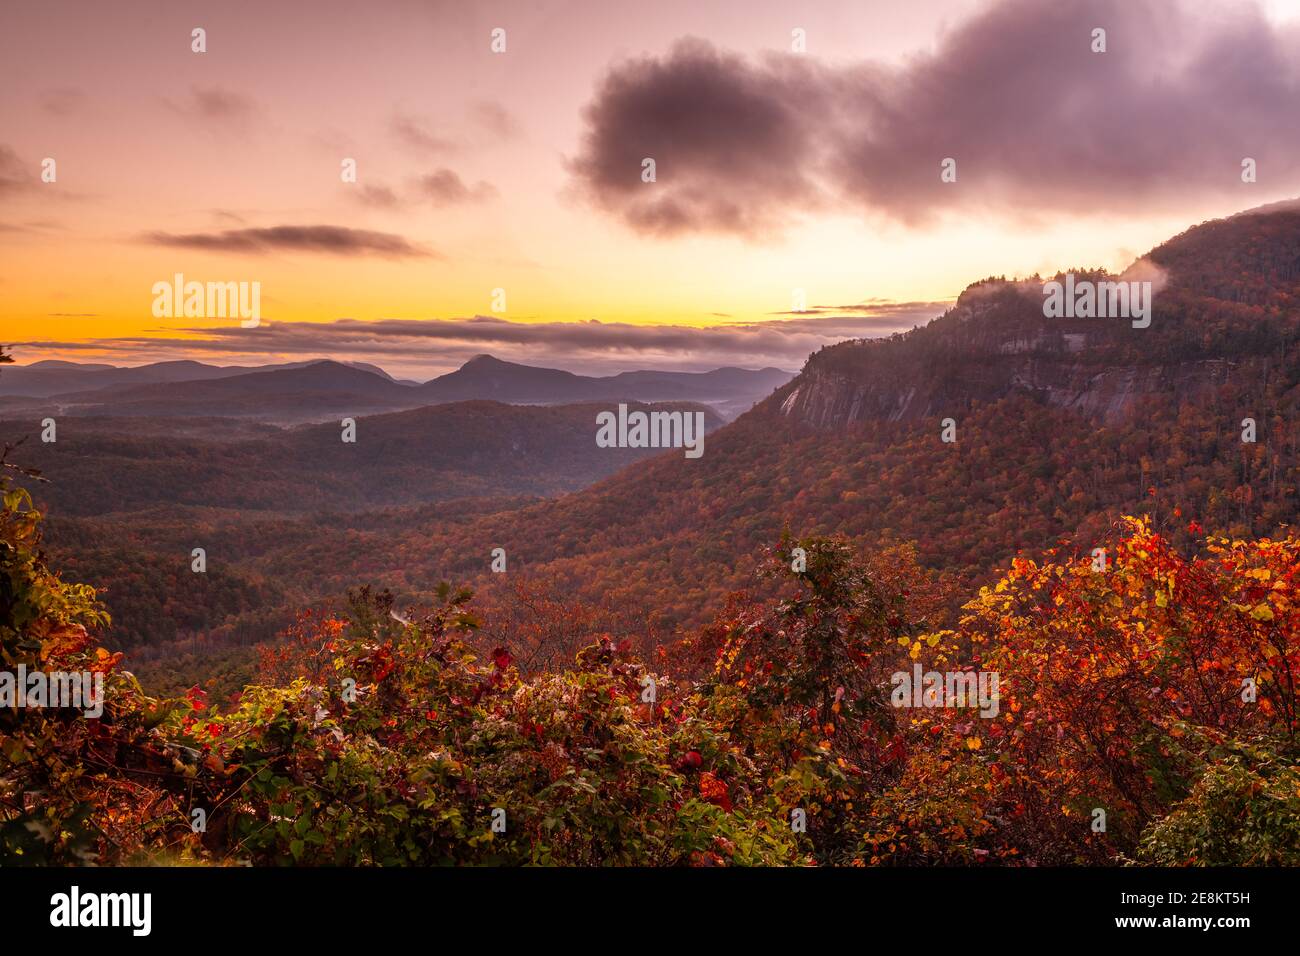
(140, 224, 437, 259)
(470, 100, 521, 140)
(349, 184, 402, 209)
(11, 303, 949, 377)
(391, 112, 456, 154)
(0, 145, 36, 197)
(38, 87, 85, 117)
(417, 169, 498, 205)
(164, 86, 259, 125)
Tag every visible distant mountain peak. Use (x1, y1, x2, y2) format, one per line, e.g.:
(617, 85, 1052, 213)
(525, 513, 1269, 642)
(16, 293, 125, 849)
(24, 360, 115, 371)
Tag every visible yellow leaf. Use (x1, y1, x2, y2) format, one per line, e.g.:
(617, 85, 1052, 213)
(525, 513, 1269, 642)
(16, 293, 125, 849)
(1251, 603, 1275, 622)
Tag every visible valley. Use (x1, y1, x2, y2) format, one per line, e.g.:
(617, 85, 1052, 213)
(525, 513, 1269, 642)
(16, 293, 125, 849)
(11, 202, 1300, 703)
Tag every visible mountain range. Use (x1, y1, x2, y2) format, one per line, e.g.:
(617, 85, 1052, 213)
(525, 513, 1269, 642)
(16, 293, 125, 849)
(0, 358, 402, 397)
(0, 354, 794, 423)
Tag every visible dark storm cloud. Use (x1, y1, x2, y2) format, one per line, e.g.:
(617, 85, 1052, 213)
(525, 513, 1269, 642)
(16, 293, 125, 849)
(570, 0, 1300, 235)
(141, 225, 437, 259)
(569, 37, 830, 236)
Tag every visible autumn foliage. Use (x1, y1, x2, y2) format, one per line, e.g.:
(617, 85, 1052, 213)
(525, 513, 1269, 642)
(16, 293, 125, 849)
(2, 463, 1297, 864)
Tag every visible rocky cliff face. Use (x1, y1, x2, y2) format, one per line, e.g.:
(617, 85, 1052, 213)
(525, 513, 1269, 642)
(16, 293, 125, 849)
(777, 349, 1239, 427)
(770, 204, 1300, 430)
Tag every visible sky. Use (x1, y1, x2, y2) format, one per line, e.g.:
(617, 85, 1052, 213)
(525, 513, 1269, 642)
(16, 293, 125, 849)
(2, 0, 1300, 379)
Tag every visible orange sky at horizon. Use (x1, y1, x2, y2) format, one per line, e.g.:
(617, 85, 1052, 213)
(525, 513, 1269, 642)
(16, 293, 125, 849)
(4, 0, 1300, 377)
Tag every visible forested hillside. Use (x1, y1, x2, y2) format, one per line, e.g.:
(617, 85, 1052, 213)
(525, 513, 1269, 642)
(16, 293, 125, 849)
(10, 400, 722, 515)
(17, 204, 1300, 698)
(3, 455, 1297, 866)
